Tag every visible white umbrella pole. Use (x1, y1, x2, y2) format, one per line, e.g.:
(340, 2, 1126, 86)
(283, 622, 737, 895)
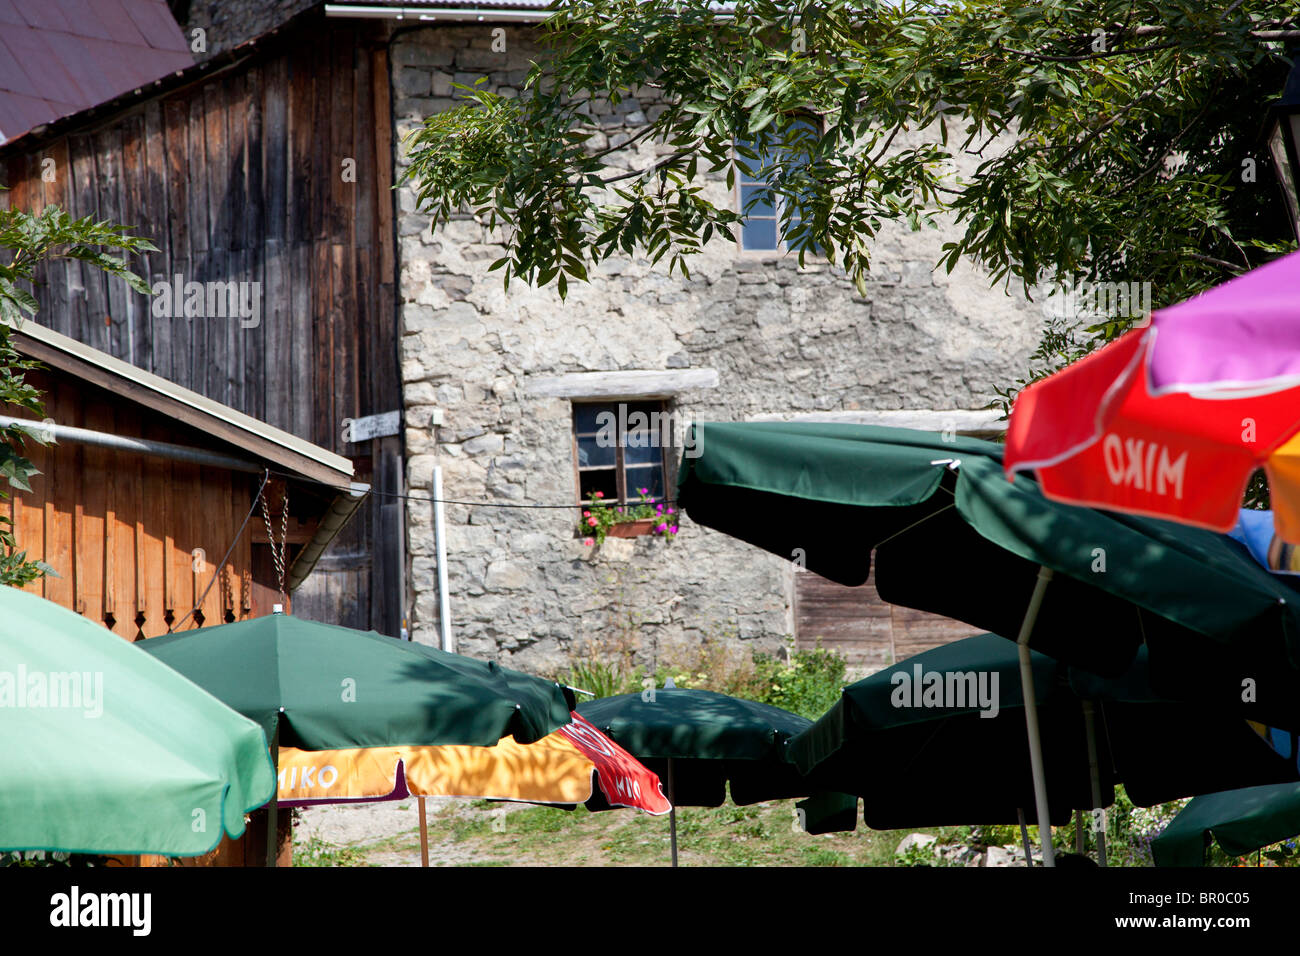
(1082, 700, 1109, 867)
(1016, 566, 1056, 867)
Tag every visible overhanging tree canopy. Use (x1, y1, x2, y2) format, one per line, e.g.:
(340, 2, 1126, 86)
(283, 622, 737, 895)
(402, 0, 1298, 344)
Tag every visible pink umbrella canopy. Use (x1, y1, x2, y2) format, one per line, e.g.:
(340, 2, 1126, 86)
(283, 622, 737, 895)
(1144, 250, 1300, 394)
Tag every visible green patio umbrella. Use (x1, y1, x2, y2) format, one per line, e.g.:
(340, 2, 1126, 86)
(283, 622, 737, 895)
(140, 613, 573, 750)
(1153, 781, 1300, 866)
(0, 586, 275, 857)
(577, 688, 857, 865)
(677, 421, 1300, 864)
(139, 612, 575, 864)
(786, 634, 1297, 864)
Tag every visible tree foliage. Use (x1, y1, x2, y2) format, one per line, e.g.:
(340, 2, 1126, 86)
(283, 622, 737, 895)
(0, 196, 155, 586)
(402, 0, 1298, 388)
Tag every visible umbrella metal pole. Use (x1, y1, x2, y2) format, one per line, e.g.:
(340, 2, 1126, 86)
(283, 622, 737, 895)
(1016, 566, 1056, 867)
(1082, 700, 1109, 867)
(266, 722, 280, 868)
(419, 797, 429, 867)
(1016, 808, 1034, 868)
(667, 758, 678, 868)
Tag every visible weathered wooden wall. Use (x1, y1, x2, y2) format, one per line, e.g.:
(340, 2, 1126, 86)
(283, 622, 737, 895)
(0, 14, 403, 636)
(6, 370, 286, 639)
(795, 568, 981, 671)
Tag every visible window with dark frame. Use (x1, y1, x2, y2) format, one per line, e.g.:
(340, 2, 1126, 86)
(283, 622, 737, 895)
(572, 400, 671, 506)
(735, 113, 823, 254)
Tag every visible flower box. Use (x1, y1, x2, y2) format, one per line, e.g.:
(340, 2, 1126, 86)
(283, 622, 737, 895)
(577, 491, 679, 546)
(605, 517, 657, 538)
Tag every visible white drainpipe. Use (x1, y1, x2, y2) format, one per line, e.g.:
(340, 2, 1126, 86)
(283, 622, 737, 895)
(432, 465, 454, 653)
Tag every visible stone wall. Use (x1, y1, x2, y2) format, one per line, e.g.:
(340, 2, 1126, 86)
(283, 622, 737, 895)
(392, 25, 1040, 675)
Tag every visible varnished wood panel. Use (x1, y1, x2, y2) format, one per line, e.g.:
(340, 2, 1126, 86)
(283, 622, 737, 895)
(5, 370, 272, 637)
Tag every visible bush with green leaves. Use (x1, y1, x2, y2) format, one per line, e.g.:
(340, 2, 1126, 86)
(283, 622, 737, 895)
(559, 656, 644, 699)
(751, 645, 846, 720)
(560, 634, 846, 720)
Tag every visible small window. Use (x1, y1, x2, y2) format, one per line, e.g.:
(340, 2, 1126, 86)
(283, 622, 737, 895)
(572, 400, 671, 505)
(735, 114, 822, 254)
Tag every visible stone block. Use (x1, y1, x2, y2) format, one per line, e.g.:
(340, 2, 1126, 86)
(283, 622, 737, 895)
(463, 433, 505, 456)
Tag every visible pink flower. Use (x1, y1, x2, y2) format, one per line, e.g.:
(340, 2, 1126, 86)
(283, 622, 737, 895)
(670, 525, 678, 534)
(656, 504, 664, 513)
(587, 516, 597, 527)
(583, 537, 594, 547)
(593, 491, 604, 499)
(655, 523, 668, 533)
(667, 508, 675, 515)
(639, 487, 649, 495)
(583, 511, 591, 517)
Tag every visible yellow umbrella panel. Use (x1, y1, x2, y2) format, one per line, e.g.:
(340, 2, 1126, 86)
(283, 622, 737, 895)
(277, 713, 670, 814)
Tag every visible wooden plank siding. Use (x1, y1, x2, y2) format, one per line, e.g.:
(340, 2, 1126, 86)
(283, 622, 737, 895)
(3, 370, 274, 639)
(0, 19, 403, 635)
(794, 567, 982, 672)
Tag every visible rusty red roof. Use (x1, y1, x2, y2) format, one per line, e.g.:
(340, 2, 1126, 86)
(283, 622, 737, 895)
(0, 0, 193, 145)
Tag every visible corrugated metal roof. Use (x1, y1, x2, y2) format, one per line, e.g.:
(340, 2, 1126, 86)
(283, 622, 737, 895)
(0, 0, 194, 145)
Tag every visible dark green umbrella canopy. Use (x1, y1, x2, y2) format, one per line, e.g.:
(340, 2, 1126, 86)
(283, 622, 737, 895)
(577, 689, 855, 827)
(785, 634, 1297, 829)
(1153, 782, 1300, 866)
(678, 422, 1300, 730)
(1067, 653, 1300, 807)
(579, 688, 808, 761)
(139, 614, 575, 750)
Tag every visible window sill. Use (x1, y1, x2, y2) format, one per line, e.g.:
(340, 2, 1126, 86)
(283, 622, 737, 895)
(734, 248, 830, 265)
(527, 368, 720, 400)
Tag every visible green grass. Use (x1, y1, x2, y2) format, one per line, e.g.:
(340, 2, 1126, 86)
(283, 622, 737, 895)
(294, 790, 1300, 867)
(293, 834, 370, 867)
(294, 798, 921, 867)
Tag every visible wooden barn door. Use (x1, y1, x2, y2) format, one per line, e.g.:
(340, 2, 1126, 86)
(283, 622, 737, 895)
(794, 567, 980, 672)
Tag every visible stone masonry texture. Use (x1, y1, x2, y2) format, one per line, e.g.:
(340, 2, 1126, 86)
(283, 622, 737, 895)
(388, 25, 1040, 676)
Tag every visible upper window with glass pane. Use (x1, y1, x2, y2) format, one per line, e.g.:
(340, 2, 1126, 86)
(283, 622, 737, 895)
(735, 114, 821, 254)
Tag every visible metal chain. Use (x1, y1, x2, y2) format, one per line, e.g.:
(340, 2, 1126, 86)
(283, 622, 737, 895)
(279, 484, 289, 601)
(259, 480, 288, 601)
